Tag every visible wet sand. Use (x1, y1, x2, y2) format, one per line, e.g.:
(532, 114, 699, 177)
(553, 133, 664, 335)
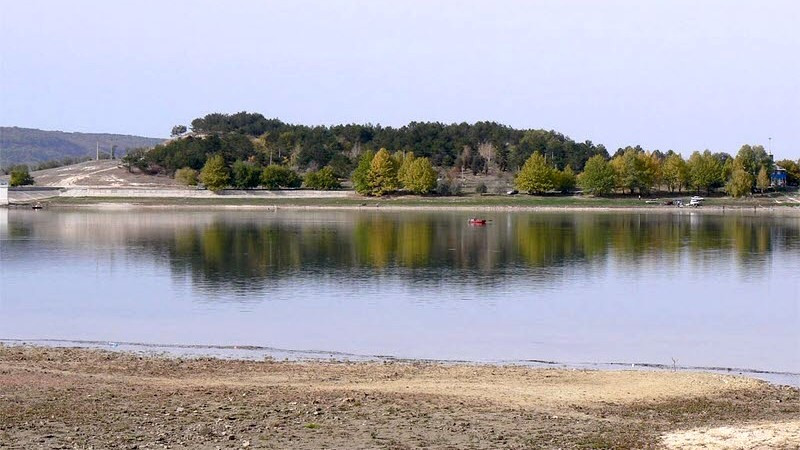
(1, 345, 798, 449)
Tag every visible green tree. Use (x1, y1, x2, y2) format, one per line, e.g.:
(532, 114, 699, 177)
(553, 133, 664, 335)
(776, 159, 799, 185)
(171, 125, 187, 137)
(252, 132, 277, 166)
(397, 152, 415, 184)
(231, 160, 262, 189)
(393, 150, 407, 170)
(734, 144, 772, 186)
(9, 166, 34, 187)
(643, 152, 661, 192)
(756, 165, 770, 192)
(366, 148, 399, 196)
(402, 157, 437, 194)
(175, 167, 198, 186)
(722, 158, 734, 182)
(687, 150, 723, 194)
(554, 165, 577, 193)
(261, 165, 302, 189)
(726, 166, 753, 198)
(304, 166, 341, 190)
(121, 148, 149, 173)
(661, 153, 687, 192)
(327, 153, 353, 179)
(351, 150, 375, 195)
(199, 154, 230, 192)
(610, 148, 650, 194)
(578, 155, 615, 196)
(515, 152, 555, 194)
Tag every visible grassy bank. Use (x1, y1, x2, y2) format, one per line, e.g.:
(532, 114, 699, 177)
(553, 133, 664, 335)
(41, 192, 800, 210)
(1, 345, 798, 449)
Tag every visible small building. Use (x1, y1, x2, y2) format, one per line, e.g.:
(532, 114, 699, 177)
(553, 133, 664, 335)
(771, 166, 788, 187)
(0, 183, 8, 206)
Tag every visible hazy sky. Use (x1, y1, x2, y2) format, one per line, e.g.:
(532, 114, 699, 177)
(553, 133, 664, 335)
(1, 0, 798, 159)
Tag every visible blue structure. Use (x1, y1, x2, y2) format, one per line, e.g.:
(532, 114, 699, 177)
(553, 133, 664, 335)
(771, 166, 787, 187)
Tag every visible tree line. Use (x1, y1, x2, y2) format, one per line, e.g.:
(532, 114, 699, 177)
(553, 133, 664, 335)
(180, 148, 439, 194)
(128, 112, 607, 177)
(517, 144, 796, 197)
(118, 111, 799, 197)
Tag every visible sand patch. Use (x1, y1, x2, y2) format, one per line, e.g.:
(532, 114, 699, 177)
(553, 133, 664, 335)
(662, 420, 800, 449)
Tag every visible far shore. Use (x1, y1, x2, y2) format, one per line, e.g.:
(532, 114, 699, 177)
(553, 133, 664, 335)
(8, 191, 800, 216)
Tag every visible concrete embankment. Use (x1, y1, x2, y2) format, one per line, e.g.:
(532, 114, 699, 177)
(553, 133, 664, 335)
(8, 186, 356, 203)
(58, 187, 355, 198)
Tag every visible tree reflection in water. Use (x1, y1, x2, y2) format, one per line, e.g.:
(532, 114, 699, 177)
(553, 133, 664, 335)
(143, 212, 798, 294)
(4, 210, 798, 296)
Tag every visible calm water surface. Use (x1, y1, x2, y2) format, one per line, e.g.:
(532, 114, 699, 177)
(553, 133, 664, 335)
(1, 208, 798, 381)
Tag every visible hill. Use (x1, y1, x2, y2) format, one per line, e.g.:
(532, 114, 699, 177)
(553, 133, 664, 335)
(0, 159, 181, 187)
(0, 126, 164, 168)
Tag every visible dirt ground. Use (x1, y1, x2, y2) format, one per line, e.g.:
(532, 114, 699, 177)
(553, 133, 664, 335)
(0, 346, 798, 449)
(6, 160, 181, 187)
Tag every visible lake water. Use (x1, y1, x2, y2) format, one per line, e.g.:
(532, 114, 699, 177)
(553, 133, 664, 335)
(1, 208, 798, 384)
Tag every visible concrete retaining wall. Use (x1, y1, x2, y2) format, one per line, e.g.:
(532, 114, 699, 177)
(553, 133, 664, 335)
(57, 187, 356, 199)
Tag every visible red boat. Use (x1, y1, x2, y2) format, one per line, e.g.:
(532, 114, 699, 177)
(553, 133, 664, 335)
(468, 218, 487, 225)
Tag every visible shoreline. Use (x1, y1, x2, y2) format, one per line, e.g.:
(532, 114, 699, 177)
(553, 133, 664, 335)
(2, 344, 799, 449)
(9, 194, 800, 215)
(4, 338, 798, 387)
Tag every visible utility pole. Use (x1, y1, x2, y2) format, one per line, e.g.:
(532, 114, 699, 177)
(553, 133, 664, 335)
(96, 142, 99, 161)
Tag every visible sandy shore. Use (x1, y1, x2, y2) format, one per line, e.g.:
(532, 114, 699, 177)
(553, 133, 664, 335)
(1, 346, 798, 449)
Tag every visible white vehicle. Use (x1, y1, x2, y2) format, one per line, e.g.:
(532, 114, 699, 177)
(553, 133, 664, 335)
(690, 196, 705, 202)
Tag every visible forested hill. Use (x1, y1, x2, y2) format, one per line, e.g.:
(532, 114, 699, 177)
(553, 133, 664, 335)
(144, 112, 609, 176)
(0, 127, 164, 167)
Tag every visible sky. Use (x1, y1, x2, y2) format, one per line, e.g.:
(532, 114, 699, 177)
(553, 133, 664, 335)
(1, 0, 798, 159)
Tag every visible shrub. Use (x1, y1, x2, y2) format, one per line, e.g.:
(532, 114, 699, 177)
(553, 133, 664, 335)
(261, 165, 302, 189)
(175, 167, 199, 186)
(475, 182, 488, 194)
(555, 166, 576, 193)
(436, 177, 461, 196)
(9, 166, 34, 187)
(328, 153, 354, 179)
(231, 160, 262, 189)
(304, 167, 341, 190)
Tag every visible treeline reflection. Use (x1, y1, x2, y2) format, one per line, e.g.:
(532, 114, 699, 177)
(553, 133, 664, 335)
(5, 211, 797, 294)
(153, 212, 798, 292)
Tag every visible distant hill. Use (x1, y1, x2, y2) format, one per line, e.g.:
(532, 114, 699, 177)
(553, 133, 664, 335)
(0, 127, 165, 167)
